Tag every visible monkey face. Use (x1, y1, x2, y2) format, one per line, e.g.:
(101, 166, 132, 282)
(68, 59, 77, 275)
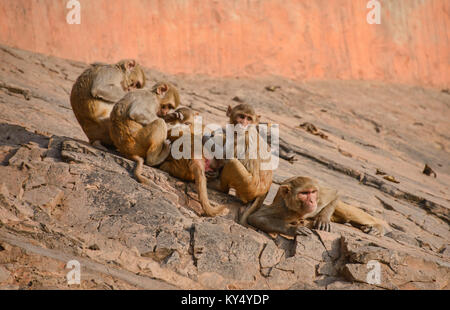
(157, 103, 175, 117)
(126, 67, 146, 91)
(297, 188, 318, 213)
(235, 113, 254, 129)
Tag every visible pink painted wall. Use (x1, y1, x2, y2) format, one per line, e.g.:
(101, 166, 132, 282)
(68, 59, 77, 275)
(0, 0, 448, 87)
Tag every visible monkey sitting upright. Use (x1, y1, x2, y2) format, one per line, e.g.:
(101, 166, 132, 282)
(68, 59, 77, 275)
(244, 176, 387, 236)
(109, 82, 180, 185)
(70, 60, 146, 150)
(207, 104, 273, 214)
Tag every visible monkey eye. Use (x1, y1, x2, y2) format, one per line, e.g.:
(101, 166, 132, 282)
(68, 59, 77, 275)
(238, 114, 253, 122)
(135, 82, 141, 88)
(299, 190, 317, 195)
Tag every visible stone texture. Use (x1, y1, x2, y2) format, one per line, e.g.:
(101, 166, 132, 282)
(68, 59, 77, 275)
(0, 44, 448, 290)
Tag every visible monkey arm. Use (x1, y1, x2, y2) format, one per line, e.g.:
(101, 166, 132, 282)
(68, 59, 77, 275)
(91, 67, 127, 103)
(312, 199, 338, 232)
(247, 206, 300, 236)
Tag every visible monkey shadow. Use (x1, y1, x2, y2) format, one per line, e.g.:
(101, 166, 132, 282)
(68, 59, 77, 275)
(0, 123, 50, 148)
(0, 122, 120, 164)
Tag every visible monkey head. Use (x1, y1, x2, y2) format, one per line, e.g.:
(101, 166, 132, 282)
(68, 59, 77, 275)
(278, 177, 319, 216)
(227, 104, 260, 129)
(152, 82, 181, 117)
(116, 59, 146, 91)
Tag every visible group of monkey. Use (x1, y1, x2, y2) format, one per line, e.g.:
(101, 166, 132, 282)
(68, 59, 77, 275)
(69, 59, 387, 238)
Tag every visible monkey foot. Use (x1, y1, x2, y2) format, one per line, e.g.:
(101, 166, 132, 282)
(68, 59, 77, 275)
(361, 225, 384, 236)
(91, 140, 109, 152)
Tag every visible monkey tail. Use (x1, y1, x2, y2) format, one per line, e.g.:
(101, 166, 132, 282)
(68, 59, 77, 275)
(239, 192, 268, 227)
(191, 159, 225, 217)
(334, 201, 388, 235)
(131, 155, 150, 185)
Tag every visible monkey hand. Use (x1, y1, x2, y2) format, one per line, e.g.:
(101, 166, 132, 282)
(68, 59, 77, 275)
(163, 111, 184, 123)
(313, 218, 331, 232)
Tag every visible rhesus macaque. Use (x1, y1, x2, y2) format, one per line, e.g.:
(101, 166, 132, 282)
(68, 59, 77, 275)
(109, 82, 179, 185)
(208, 104, 273, 208)
(70, 60, 146, 150)
(158, 107, 226, 217)
(245, 176, 387, 236)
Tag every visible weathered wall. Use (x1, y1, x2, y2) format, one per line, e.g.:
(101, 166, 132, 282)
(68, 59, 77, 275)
(0, 0, 448, 87)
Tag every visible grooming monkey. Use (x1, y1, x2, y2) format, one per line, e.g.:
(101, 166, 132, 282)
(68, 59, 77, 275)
(244, 176, 387, 236)
(109, 82, 180, 185)
(208, 104, 273, 212)
(158, 107, 226, 217)
(70, 60, 146, 149)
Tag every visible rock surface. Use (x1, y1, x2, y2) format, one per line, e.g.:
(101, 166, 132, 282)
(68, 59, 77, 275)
(0, 45, 449, 289)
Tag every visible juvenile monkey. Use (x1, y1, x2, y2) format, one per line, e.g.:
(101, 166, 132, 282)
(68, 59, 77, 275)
(209, 104, 273, 207)
(158, 107, 226, 217)
(70, 60, 146, 149)
(109, 82, 179, 185)
(245, 176, 387, 236)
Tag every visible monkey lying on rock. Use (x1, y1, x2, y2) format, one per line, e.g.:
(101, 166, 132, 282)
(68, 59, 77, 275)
(242, 176, 387, 236)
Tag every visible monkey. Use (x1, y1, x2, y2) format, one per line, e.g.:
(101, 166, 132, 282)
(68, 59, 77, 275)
(157, 107, 226, 217)
(244, 176, 387, 236)
(207, 104, 273, 211)
(109, 82, 180, 185)
(70, 60, 146, 150)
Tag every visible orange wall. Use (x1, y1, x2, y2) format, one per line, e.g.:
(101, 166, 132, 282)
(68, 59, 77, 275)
(0, 0, 448, 87)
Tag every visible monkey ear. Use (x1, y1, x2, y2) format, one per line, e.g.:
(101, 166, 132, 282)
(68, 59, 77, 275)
(125, 60, 136, 70)
(226, 105, 233, 117)
(156, 83, 169, 95)
(279, 184, 291, 195)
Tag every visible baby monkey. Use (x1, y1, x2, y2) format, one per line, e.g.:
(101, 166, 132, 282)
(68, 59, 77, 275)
(244, 176, 387, 236)
(70, 60, 146, 150)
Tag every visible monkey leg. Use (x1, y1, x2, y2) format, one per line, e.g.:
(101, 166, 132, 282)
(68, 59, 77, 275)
(218, 159, 257, 203)
(239, 192, 268, 227)
(130, 155, 150, 185)
(190, 159, 225, 217)
(140, 119, 171, 166)
(332, 201, 386, 236)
